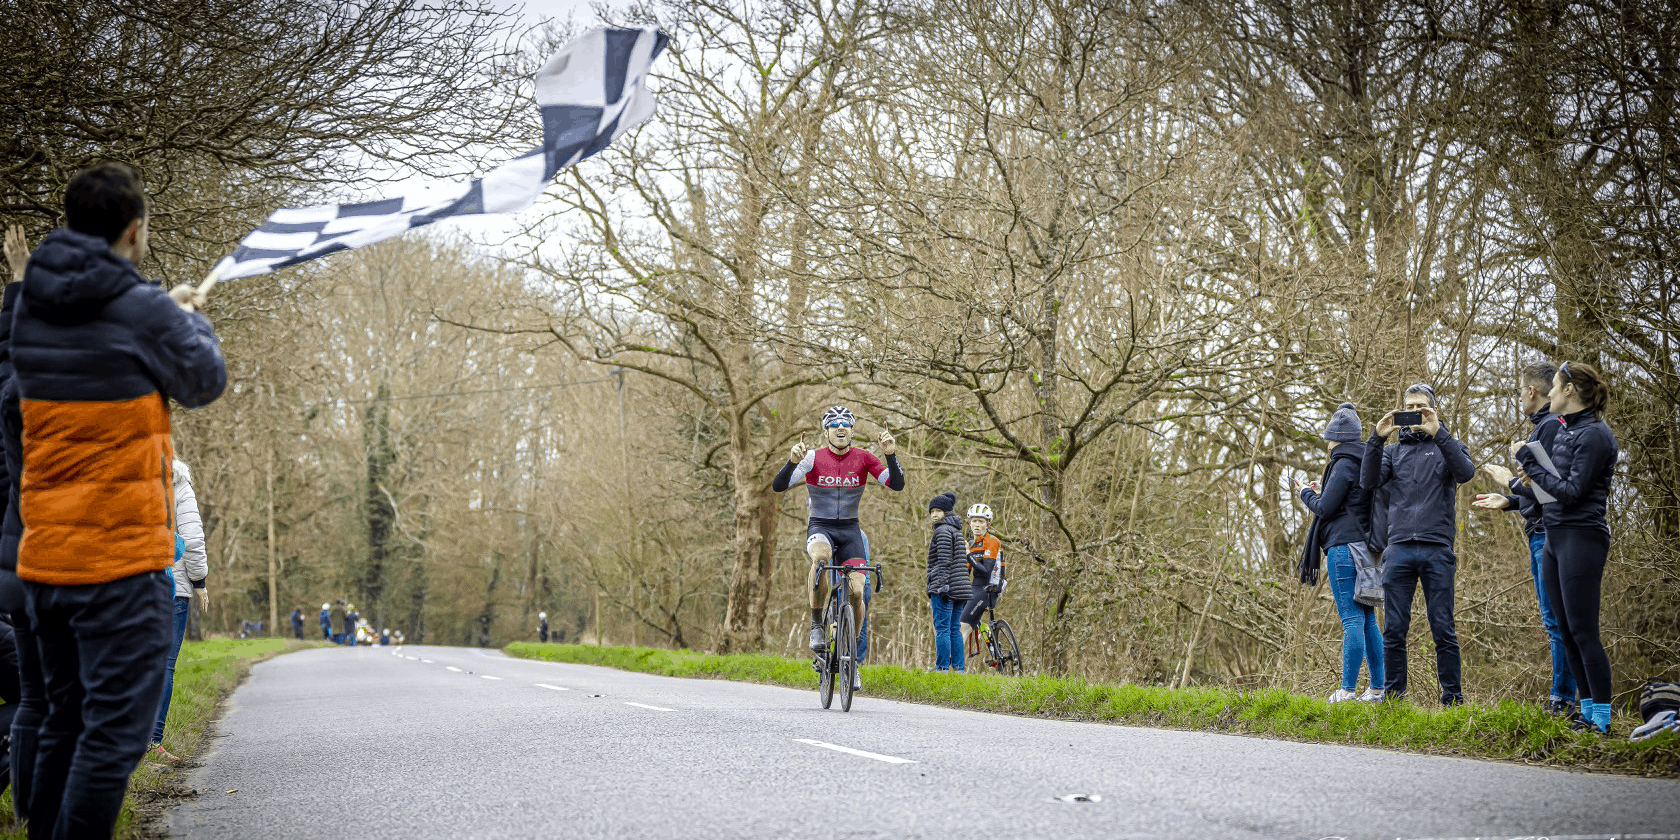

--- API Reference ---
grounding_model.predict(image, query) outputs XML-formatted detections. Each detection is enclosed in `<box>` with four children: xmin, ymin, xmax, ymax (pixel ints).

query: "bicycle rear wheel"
<box><xmin>993</xmin><ymin>618</ymin><xmax>1022</xmax><ymax>676</ymax></box>
<box><xmin>818</xmin><ymin>606</ymin><xmax>836</xmax><ymax>709</ymax></box>
<box><xmin>838</xmin><ymin>603</ymin><xmax>857</xmax><ymax>712</ymax></box>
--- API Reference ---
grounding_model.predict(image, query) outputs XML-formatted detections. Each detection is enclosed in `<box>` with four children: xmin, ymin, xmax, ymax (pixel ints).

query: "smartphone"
<box><xmin>1394</xmin><ymin>410</ymin><xmax>1423</xmax><ymax>427</ymax></box>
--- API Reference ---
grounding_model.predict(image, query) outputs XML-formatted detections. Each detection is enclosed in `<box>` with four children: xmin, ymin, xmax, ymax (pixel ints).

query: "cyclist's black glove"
<box><xmin>985</xmin><ymin>584</ymin><xmax>998</xmax><ymax>593</ymax></box>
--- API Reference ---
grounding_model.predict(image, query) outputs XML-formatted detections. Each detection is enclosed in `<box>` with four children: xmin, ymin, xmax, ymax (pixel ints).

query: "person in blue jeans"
<box><xmin>1298</xmin><ymin>403</ymin><xmax>1383</xmax><ymax>702</ymax></box>
<box><xmin>1471</xmin><ymin>360</ymin><xmax>1575</xmax><ymax>714</ymax></box>
<box><xmin>152</xmin><ymin>458</ymin><xmax>209</xmax><ymax>762</ymax></box>
<box><xmin>1487</xmin><ymin>361</ymin><xmax>1619</xmax><ymax>734</ymax></box>
<box><xmin>924</xmin><ymin>492</ymin><xmax>967</xmax><ymax>672</ymax></box>
<box><xmin>1362</xmin><ymin>382</ymin><xmax>1476</xmax><ymax>706</ymax></box>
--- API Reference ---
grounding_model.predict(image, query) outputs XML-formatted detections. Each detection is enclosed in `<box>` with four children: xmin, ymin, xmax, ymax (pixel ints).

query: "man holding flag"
<box><xmin>12</xmin><ymin>161</ymin><xmax>226</xmax><ymax>839</ymax></box>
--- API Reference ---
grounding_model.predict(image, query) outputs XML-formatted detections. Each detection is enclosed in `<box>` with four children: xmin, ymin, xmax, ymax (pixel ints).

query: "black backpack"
<box><xmin>1640</xmin><ymin>680</ymin><xmax>1680</xmax><ymax>722</ymax></box>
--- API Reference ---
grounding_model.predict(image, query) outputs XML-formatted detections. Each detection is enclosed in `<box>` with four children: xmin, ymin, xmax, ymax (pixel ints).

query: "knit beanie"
<box><xmin>928</xmin><ymin>491</ymin><xmax>956</xmax><ymax>513</ymax></box>
<box><xmin>1323</xmin><ymin>402</ymin><xmax>1362</xmax><ymax>442</ymax></box>
<box><xmin>1404</xmin><ymin>382</ymin><xmax>1437</xmax><ymax>407</ymax></box>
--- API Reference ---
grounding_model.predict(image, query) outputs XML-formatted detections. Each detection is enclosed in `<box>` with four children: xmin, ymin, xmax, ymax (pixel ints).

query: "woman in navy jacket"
<box><xmin>1488</xmin><ymin>361</ymin><xmax>1617</xmax><ymax>734</ymax></box>
<box><xmin>1299</xmin><ymin>403</ymin><xmax>1382</xmax><ymax>702</ymax></box>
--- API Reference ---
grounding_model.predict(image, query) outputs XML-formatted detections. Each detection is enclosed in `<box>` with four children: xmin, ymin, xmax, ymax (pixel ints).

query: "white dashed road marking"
<box><xmin>481</xmin><ymin>675</ymin><xmax>502</xmax><ymax>681</ymax></box>
<box><xmin>535</xmin><ymin>684</ymin><xmax>570</xmax><ymax>692</ymax></box>
<box><xmin>794</xmin><ymin>739</ymin><xmax>915</xmax><ymax>765</ymax></box>
<box><xmin>623</xmin><ymin>702</ymin><xmax>675</xmax><ymax>712</ymax></box>
<box><xmin>445</xmin><ymin>666</ymin><xmax>463</xmax><ymax>673</ymax></box>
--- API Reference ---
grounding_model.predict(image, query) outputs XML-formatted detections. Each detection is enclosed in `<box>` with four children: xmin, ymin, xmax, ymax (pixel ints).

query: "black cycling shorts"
<box><xmin>807</xmin><ymin>520</ymin><xmax>867</xmax><ymax>563</ymax></box>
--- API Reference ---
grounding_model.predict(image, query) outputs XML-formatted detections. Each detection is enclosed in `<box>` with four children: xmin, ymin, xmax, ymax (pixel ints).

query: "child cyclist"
<box><xmin>958</xmin><ymin>504</ymin><xmax>1004</xmax><ymax>656</ymax></box>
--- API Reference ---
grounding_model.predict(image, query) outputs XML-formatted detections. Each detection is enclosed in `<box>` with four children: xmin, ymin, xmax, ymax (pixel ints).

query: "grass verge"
<box><xmin>0</xmin><ymin>636</ymin><xmax>310</xmax><ymax>839</ymax></box>
<box><xmin>506</xmin><ymin>642</ymin><xmax>1680</xmax><ymax>777</ymax></box>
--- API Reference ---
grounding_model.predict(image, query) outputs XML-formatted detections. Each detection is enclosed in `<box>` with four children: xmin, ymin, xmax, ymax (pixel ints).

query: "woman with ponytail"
<box><xmin>1487</xmin><ymin>361</ymin><xmax>1618</xmax><ymax>734</ymax></box>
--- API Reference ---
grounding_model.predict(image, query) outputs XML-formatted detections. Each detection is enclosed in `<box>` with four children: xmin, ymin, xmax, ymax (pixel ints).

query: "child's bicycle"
<box><xmin>813</xmin><ymin>560</ymin><xmax>881</xmax><ymax>712</ymax></box>
<box><xmin>965</xmin><ymin>598</ymin><xmax>1022</xmax><ymax>675</ymax></box>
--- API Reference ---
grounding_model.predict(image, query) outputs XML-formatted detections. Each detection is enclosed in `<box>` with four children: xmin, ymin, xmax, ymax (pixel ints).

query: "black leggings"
<box><xmin>1542</xmin><ymin>526</ymin><xmax>1612</xmax><ymax>705</ymax></box>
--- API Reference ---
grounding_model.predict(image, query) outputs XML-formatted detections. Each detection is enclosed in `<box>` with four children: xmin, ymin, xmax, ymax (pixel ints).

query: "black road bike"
<box><xmin>814</xmin><ymin>561</ymin><xmax>882</xmax><ymax>711</ymax></box>
<box><xmin>965</xmin><ymin>597</ymin><xmax>1023</xmax><ymax>676</ymax></box>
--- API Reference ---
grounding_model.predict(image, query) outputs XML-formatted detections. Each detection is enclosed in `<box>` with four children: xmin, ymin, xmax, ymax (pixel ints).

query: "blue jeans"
<box><xmin>1327</xmin><ymin>544</ymin><xmax>1384</xmax><ymax>692</ymax></box>
<box><xmin>152</xmin><ymin>596</ymin><xmax>191</xmax><ymax>742</ymax></box>
<box><xmin>930</xmin><ymin>594</ymin><xmax>965</xmax><ymax>671</ymax></box>
<box><xmin>25</xmin><ymin>570</ymin><xmax>172</xmax><ymax>838</ymax></box>
<box><xmin>1382</xmin><ymin>541</ymin><xmax>1462</xmax><ymax>704</ymax></box>
<box><xmin>1529</xmin><ymin>532</ymin><xmax>1577</xmax><ymax>703</ymax></box>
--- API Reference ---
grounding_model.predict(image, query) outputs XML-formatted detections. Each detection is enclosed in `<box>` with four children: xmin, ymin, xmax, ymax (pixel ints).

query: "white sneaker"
<box><xmin>852</xmin><ymin>670</ymin><xmax>862</xmax><ymax>691</ymax></box>
<box><xmin>1357</xmin><ymin>688</ymin><xmax>1384</xmax><ymax>702</ymax></box>
<box><xmin>1328</xmin><ymin>689</ymin><xmax>1357</xmax><ymax>703</ymax></box>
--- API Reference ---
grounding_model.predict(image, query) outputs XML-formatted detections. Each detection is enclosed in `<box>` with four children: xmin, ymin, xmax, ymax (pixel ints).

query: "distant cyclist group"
<box><xmin>772</xmin><ymin>405</ymin><xmax>1020</xmax><ymax>709</ymax></box>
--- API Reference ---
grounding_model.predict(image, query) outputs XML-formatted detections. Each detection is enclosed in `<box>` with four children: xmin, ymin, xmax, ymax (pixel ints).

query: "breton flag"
<box><xmin>209</xmin><ymin>27</ymin><xmax>668</xmax><ymax>282</ymax></box>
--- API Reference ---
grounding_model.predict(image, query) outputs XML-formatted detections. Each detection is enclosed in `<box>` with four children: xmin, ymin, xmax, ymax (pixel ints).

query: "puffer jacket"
<box><xmin>12</xmin><ymin>228</ymin><xmax>226</xmax><ymax>585</ymax></box>
<box><xmin>170</xmin><ymin>459</ymin><xmax>208</xmax><ymax>598</ymax></box>
<box><xmin>926</xmin><ymin>514</ymin><xmax>968</xmax><ymax>600</ymax></box>
<box><xmin>1361</xmin><ymin>426</ymin><xmax>1475</xmax><ymax>548</ymax></box>
<box><xmin>1516</xmin><ymin>409</ymin><xmax>1617</xmax><ymax>534</ymax></box>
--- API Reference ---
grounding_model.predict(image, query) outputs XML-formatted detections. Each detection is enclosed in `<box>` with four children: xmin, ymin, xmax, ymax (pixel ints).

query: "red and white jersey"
<box><xmin>785</xmin><ymin>446</ymin><xmax>893</xmax><ymax>521</ymax></box>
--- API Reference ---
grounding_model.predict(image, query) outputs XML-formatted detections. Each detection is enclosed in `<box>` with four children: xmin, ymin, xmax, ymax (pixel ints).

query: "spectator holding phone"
<box><xmin>1471</xmin><ymin>360</ymin><xmax>1575</xmax><ymax>715</ymax></box>
<box><xmin>1484</xmin><ymin>362</ymin><xmax>1618</xmax><ymax>734</ymax></box>
<box><xmin>1361</xmin><ymin>382</ymin><xmax>1476</xmax><ymax>705</ymax></box>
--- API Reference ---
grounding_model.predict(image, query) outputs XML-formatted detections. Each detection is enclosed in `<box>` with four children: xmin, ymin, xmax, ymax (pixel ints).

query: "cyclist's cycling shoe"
<box><xmin>809</xmin><ymin>625</ymin><xmax>825</xmax><ymax>651</ymax></box>
<box><xmin>852</xmin><ymin>670</ymin><xmax>862</xmax><ymax>691</ymax></box>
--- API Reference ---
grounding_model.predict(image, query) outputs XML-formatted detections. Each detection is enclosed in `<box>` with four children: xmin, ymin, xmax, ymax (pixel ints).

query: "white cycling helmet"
<box><xmin>820</xmin><ymin>405</ymin><xmax>855</xmax><ymax>427</ymax></box>
<box><xmin>539</xmin><ymin>612</ymin><xmax>547</xmax><ymax>619</ymax></box>
<box><xmin>967</xmin><ymin>503</ymin><xmax>993</xmax><ymax>520</ymax></box>
<box><xmin>322</xmin><ymin>603</ymin><xmax>330</xmax><ymax>610</ymax></box>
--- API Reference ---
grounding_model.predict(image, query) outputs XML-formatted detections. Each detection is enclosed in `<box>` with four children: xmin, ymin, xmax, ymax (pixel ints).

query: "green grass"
<box><xmin>506</xmin><ymin>642</ymin><xmax>1680</xmax><ymax>777</ymax></box>
<box><xmin>0</xmin><ymin>636</ymin><xmax>310</xmax><ymax>839</ymax></box>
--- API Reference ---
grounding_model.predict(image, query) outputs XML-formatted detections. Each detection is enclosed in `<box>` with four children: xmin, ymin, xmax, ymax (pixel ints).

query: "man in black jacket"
<box><xmin>1362</xmin><ymin>383</ymin><xmax>1476</xmax><ymax>705</ymax></box>
<box><xmin>1471</xmin><ymin>361</ymin><xmax>1574</xmax><ymax>714</ymax></box>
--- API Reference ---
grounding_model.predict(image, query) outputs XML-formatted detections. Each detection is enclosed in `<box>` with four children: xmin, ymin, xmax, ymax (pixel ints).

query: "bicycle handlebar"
<box><xmin>819</xmin><ymin>562</ymin><xmax>884</xmax><ymax>593</ymax></box>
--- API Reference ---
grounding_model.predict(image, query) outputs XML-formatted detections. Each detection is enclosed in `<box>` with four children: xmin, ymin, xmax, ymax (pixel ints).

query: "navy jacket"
<box><xmin>1304</xmin><ymin>442</ymin><xmax>1371</xmax><ymax>548</ymax></box>
<box><xmin>927</xmin><ymin>514</ymin><xmax>969</xmax><ymax>600</ymax></box>
<box><xmin>1505</xmin><ymin>405</ymin><xmax>1560</xmax><ymax>537</ymax></box>
<box><xmin>13</xmin><ymin>228</ymin><xmax>225</xmax><ymax>585</ymax></box>
<box><xmin>1361</xmin><ymin>426</ymin><xmax>1476</xmax><ymax>548</ymax></box>
<box><xmin>1298</xmin><ymin>442</ymin><xmax>1370</xmax><ymax>584</ymax></box>
<box><xmin>0</xmin><ymin>282</ymin><xmax>19</xmax><ymax>575</ymax></box>
<box><xmin>1516</xmin><ymin>409</ymin><xmax>1616</xmax><ymax>534</ymax></box>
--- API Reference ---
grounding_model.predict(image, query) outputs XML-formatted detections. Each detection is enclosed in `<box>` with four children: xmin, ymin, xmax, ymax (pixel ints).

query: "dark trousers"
<box><xmin>25</xmin><ymin>570</ymin><xmax>171</xmax><ymax>840</ymax></box>
<box><xmin>1381</xmin><ymin>541</ymin><xmax>1463</xmax><ymax>704</ymax></box>
<box><xmin>1542</xmin><ymin>526</ymin><xmax>1613</xmax><ymax>705</ymax></box>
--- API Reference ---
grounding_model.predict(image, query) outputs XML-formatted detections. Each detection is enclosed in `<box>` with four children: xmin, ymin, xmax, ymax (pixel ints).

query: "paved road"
<box><xmin>169</xmin><ymin>645</ymin><xmax>1680</xmax><ymax>839</ymax></box>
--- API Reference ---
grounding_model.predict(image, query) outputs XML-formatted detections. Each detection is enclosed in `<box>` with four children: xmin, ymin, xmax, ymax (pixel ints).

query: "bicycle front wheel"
<box><xmin>993</xmin><ymin>618</ymin><xmax>1022</xmax><ymax>676</ymax></box>
<box><xmin>838</xmin><ymin>603</ymin><xmax>857</xmax><ymax>712</ymax></box>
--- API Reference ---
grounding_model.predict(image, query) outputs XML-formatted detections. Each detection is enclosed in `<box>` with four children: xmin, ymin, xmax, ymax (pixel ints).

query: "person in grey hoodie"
<box><xmin>924</xmin><ymin>492</ymin><xmax>967</xmax><ymax>672</ymax></box>
<box><xmin>1299</xmin><ymin>403</ymin><xmax>1383</xmax><ymax>702</ymax></box>
<box><xmin>150</xmin><ymin>457</ymin><xmax>208</xmax><ymax>760</ymax></box>
<box><xmin>1361</xmin><ymin>382</ymin><xmax>1476</xmax><ymax>705</ymax></box>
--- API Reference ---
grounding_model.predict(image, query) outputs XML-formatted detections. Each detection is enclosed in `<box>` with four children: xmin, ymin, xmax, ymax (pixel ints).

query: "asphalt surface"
<box><xmin>169</xmin><ymin>645</ymin><xmax>1680</xmax><ymax>839</ymax></box>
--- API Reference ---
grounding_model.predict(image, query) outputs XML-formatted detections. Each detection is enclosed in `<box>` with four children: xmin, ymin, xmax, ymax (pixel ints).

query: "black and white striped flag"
<box><xmin>209</xmin><ymin>27</ymin><xmax>667</xmax><ymax>282</ymax></box>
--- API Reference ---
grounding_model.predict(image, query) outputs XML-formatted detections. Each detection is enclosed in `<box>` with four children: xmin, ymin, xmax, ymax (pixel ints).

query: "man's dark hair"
<box><xmin>1521</xmin><ymin>360</ymin><xmax>1558</xmax><ymax>389</ymax></box>
<box><xmin>63</xmin><ymin>162</ymin><xmax>147</xmax><ymax>243</ymax></box>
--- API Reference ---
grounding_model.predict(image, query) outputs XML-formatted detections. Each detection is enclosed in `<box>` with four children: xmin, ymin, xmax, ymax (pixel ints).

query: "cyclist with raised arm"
<box><xmin>772</xmin><ymin>406</ymin><xmax>904</xmax><ymax>690</ymax></box>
